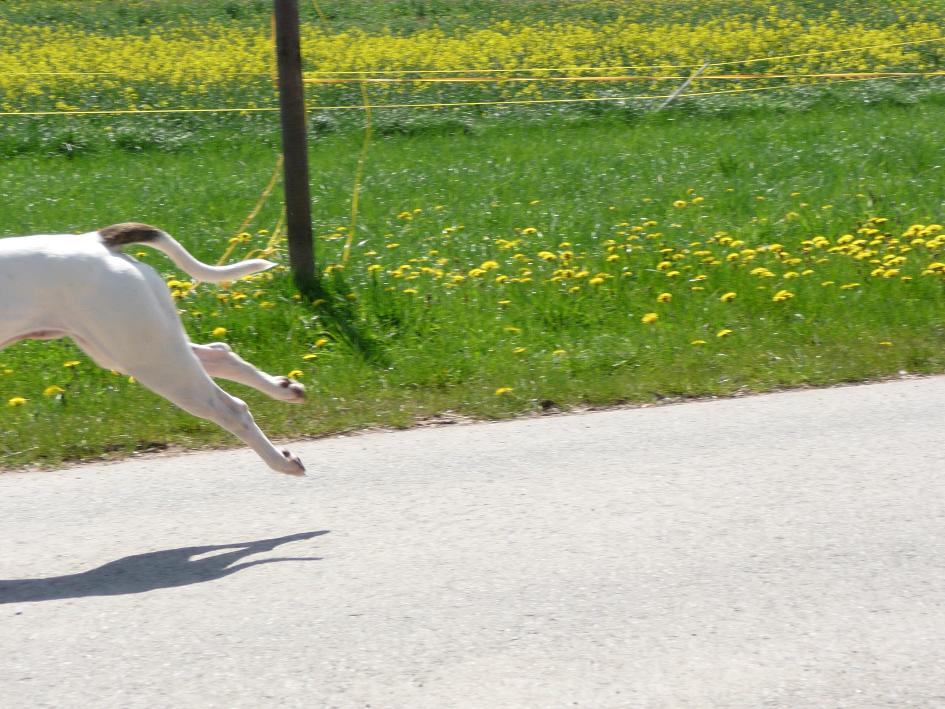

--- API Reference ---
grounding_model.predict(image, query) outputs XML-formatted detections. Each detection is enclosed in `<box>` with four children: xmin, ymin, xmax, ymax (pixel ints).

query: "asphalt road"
<box><xmin>2</xmin><ymin>377</ymin><xmax>945</xmax><ymax>708</ymax></box>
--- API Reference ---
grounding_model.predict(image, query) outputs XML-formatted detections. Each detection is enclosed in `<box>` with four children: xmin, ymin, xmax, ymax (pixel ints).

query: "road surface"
<box><xmin>2</xmin><ymin>377</ymin><xmax>945</xmax><ymax>707</ymax></box>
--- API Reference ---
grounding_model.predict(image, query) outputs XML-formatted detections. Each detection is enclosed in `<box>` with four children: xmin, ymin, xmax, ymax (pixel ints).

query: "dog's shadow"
<box><xmin>0</xmin><ymin>530</ymin><xmax>327</xmax><ymax>604</ymax></box>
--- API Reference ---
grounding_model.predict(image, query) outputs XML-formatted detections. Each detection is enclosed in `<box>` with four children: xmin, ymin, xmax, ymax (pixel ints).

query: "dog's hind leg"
<box><xmin>124</xmin><ymin>351</ymin><xmax>305</xmax><ymax>476</ymax></box>
<box><xmin>70</xmin><ymin>329</ymin><xmax>304</xmax><ymax>475</ymax></box>
<box><xmin>191</xmin><ymin>342</ymin><xmax>306</xmax><ymax>404</ymax></box>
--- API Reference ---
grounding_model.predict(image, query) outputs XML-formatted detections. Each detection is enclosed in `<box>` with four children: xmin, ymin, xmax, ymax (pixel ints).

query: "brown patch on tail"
<box><xmin>99</xmin><ymin>222</ymin><xmax>163</xmax><ymax>248</ymax></box>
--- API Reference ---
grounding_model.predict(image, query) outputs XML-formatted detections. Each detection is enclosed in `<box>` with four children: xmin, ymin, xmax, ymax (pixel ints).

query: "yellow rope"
<box><xmin>217</xmin><ymin>154</ymin><xmax>284</xmax><ymax>265</ymax></box>
<box><xmin>311</xmin><ymin>0</ymin><xmax>372</xmax><ymax>265</ymax></box>
<box><xmin>243</xmin><ymin>210</ymin><xmax>286</xmax><ymax>260</ymax></box>
<box><xmin>304</xmin><ymin>70</ymin><xmax>945</xmax><ymax>84</ymax></box>
<box><xmin>301</xmin><ymin>73</ymin><xmax>935</xmax><ymax>111</ymax></box>
<box><xmin>343</xmin><ymin>80</ymin><xmax>373</xmax><ymax>264</ymax></box>
<box><xmin>0</xmin><ymin>106</ymin><xmax>280</xmax><ymax>117</ymax></box>
<box><xmin>1</xmin><ymin>69</ymin><xmax>939</xmax><ymax>118</ymax></box>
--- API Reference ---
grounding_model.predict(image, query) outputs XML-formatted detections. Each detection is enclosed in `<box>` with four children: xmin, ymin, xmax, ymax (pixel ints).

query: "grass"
<box><xmin>4</xmin><ymin>90</ymin><xmax>945</xmax><ymax>469</ymax></box>
<box><xmin>3</xmin><ymin>0</ymin><xmax>945</xmax><ymax>469</ymax></box>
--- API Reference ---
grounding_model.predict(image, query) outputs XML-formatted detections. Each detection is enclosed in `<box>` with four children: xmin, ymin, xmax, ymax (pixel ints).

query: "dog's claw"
<box><xmin>275</xmin><ymin>377</ymin><xmax>307</xmax><ymax>403</ymax></box>
<box><xmin>278</xmin><ymin>450</ymin><xmax>306</xmax><ymax>476</ymax></box>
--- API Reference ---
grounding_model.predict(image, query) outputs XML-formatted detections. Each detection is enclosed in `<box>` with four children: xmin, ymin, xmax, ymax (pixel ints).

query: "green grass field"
<box><xmin>3</xmin><ymin>1</ymin><xmax>945</xmax><ymax>469</ymax></box>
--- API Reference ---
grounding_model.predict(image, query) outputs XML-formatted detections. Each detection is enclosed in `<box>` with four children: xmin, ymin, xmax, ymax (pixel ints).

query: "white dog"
<box><xmin>0</xmin><ymin>223</ymin><xmax>306</xmax><ymax>475</ymax></box>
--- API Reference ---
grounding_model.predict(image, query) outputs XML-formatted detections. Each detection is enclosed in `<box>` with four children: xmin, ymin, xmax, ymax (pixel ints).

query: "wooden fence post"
<box><xmin>273</xmin><ymin>0</ymin><xmax>316</xmax><ymax>296</ymax></box>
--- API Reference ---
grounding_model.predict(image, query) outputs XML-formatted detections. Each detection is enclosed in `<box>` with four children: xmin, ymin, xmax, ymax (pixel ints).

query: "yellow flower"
<box><xmin>691</xmin><ymin>339</ymin><xmax>707</xmax><ymax>346</ymax></box>
<box><xmin>552</xmin><ymin>349</ymin><xmax>567</xmax><ymax>356</ymax></box>
<box><xmin>63</xmin><ymin>360</ymin><xmax>81</xmax><ymax>368</ymax></box>
<box><xmin>7</xmin><ymin>396</ymin><xmax>27</xmax><ymax>407</ymax></box>
<box><xmin>641</xmin><ymin>312</ymin><xmax>659</xmax><ymax>324</ymax></box>
<box><xmin>879</xmin><ymin>341</ymin><xmax>893</xmax><ymax>347</ymax></box>
<box><xmin>211</xmin><ymin>327</ymin><xmax>227</xmax><ymax>337</ymax></box>
<box><xmin>512</xmin><ymin>347</ymin><xmax>527</xmax><ymax>354</ymax></box>
<box><xmin>772</xmin><ymin>290</ymin><xmax>794</xmax><ymax>302</ymax></box>
<box><xmin>43</xmin><ymin>385</ymin><xmax>65</xmax><ymax>397</ymax></box>
<box><xmin>495</xmin><ymin>387</ymin><xmax>513</xmax><ymax>396</ymax></box>
<box><xmin>716</xmin><ymin>329</ymin><xmax>733</xmax><ymax>338</ymax></box>
<box><xmin>657</xmin><ymin>292</ymin><xmax>672</xmax><ymax>303</ymax></box>
<box><xmin>287</xmin><ymin>369</ymin><xmax>303</xmax><ymax>378</ymax></box>
<box><xmin>673</xmin><ymin>200</ymin><xmax>687</xmax><ymax>208</ymax></box>
<box><xmin>302</xmin><ymin>353</ymin><xmax>318</xmax><ymax>361</ymax></box>
<box><xmin>719</xmin><ymin>292</ymin><xmax>737</xmax><ymax>303</ymax></box>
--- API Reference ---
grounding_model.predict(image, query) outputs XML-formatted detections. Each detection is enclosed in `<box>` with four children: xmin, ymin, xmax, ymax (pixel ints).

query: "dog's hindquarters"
<box><xmin>67</xmin><ymin>257</ymin><xmax>304</xmax><ymax>475</ymax></box>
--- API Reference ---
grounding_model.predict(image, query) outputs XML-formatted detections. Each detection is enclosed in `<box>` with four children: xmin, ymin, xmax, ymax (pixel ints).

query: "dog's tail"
<box><xmin>98</xmin><ymin>222</ymin><xmax>276</xmax><ymax>283</ymax></box>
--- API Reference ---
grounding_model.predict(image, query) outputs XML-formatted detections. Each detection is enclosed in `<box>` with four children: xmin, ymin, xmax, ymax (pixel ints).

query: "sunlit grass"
<box><xmin>4</xmin><ymin>96</ymin><xmax>945</xmax><ymax>468</ymax></box>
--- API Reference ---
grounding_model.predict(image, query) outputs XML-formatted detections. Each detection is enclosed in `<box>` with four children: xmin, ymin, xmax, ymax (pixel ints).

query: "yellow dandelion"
<box><xmin>211</xmin><ymin>327</ymin><xmax>227</xmax><ymax>337</ymax></box>
<box><xmin>7</xmin><ymin>396</ymin><xmax>27</xmax><ymax>407</ymax></box>
<box><xmin>63</xmin><ymin>360</ymin><xmax>81</xmax><ymax>368</ymax></box>
<box><xmin>657</xmin><ymin>292</ymin><xmax>672</xmax><ymax>303</ymax></box>
<box><xmin>43</xmin><ymin>385</ymin><xmax>65</xmax><ymax>397</ymax></box>
<box><xmin>495</xmin><ymin>387</ymin><xmax>513</xmax><ymax>396</ymax></box>
<box><xmin>641</xmin><ymin>312</ymin><xmax>659</xmax><ymax>324</ymax></box>
<box><xmin>717</xmin><ymin>329</ymin><xmax>733</xmax><ymax>338</ymax></box>
<box><xmin>719</xmin><ymin>292</ymin><xmax>737</xmax><ymax>303</ymax></box>
<box><xmin>287</xmin><ymin>369</ymin><xmax>303</xmax><ymax>379</ymax></box>
<box><xmin>772</xmin><ymin>290</ymin><xmax>795</xmax><ymax>302</ymax></box>
<box><xmin>691</xmin><ymin>339</ymin><xmax>707</xmax><ymax>346</ymax></box>
<box><xmin>673</xmin><ymin>200</ymin><xmax>687</xmax><ymax>208</ymax></box>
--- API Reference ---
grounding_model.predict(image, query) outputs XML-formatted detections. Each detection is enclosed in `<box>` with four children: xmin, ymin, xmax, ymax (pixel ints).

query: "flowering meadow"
<box><xmin>2</xmin><ymin>0</ymin><xmax>945</xmax><ymax>467</ymax></box>
<box><xmin>1</xmin><ymin>0</ymin><xmax>943</xmax><ymax>116</ymax></box>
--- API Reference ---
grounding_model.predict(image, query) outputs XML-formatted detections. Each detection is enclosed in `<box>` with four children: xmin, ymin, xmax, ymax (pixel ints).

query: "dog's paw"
<box><xmin>274</xmin><ymin>377</ymin><xmax>307</xmax><ymax>403</ymax></box>
<box><xmin>276</xmin><ymin>449</ymin><xmax>306</xmax><ymax>476</ymax></box>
